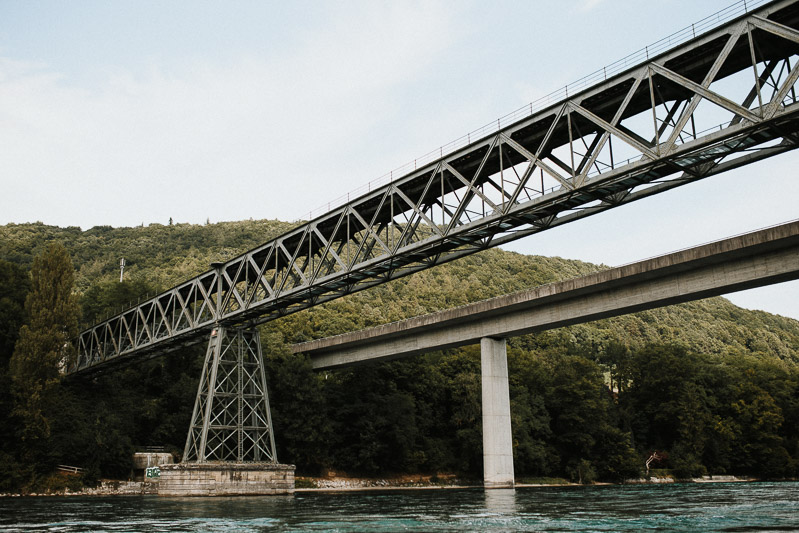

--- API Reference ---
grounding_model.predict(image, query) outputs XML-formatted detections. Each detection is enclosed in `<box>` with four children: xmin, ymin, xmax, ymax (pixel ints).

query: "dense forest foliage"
<box><xmin>0</xmin><ymin>219</ymin><xmax>797</xmax><ymax>491</ymax></box>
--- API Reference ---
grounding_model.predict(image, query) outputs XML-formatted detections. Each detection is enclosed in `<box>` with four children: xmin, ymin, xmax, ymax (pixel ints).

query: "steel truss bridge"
<box><xmin>73</xmin><ymin>0</ymin><xmax>799</xmax><ymax>375</ymax></box>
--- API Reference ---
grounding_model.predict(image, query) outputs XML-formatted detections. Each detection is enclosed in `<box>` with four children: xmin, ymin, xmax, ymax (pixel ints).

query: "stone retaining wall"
<box><xmin>158</xmin><ymin>463</ymin><xmax>295</xmax><ymax>496</ymax></box>
<box><xmin>132</xmin><ymin>453</ymin><xmax>174</xmax><ymax>469</ymax></box>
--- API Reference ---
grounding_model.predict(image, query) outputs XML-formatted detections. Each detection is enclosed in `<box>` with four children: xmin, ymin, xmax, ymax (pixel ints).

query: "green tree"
<box><xmin>9</xmin><ymin>243</ymin><xmax>81</xmax><ymax>449</ymax></box>
<box><xmin>0</xmin><ymin>260</ymin><xmax>30</xmax><ymax>361</ymax></box>
<box><xmin>0</xmin><ymin>260</ymin><xmax>31</xmax><ymax>490</ymax></box>
<box><xmin>508</xmin><ymin>349</ymin><xmax>557</xmax><ymax>477</ymax></box>
<box><xmin>545</xmin><ymin>355</ymin><xmax>606</xmax><ymax>468</ymax></box>
<box><xmin>627</xmin><ymin>345</ymin><xmax>710</xmax><ymax>452</ymax></box>
<box><xmin>325</xmin><ymin>362</ymin><xmax>420</xmax><ymax>475</ymax></box>
<box><xmin>726</xmin><ymin>377</ymin><xmax>790</xmax><ymax>478</ymax></box>
<box><xmin>262</xmin><ymin>329</ymin><xmax>332</xmax><ymax>474</ymax></box>
<box><xmin>545</xmin><ymin>353</ymin><xmax>640</xmax><ymax>482</ymax></box>
<box><xmin>80</xmin><ymin>276</ymin><xmax>159</xmax><ymax>326</ymax></box>
<box><xmin>437</xmin><ymin>347</ymin><xmax>483</xmax><ymax>475</ymax></box>
<box><xmin>600</xmin><ymin>340</ymin><xmax>633</xmax><ymax>394</ymax></box>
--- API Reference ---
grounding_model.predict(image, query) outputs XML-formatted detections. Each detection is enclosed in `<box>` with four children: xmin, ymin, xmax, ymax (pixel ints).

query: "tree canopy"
<box><xmin>0</xmin><ymin>219</ymin><xmax>797</xmax><ymax>491</ymax></box>
<box><xmin>9</xmin><ymin>243</ymin><xmax>81</xmax><ymax>441</ymax></box>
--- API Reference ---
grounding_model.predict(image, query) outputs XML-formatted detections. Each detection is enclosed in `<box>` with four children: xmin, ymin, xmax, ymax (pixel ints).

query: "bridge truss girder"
<box><xmin>74</xmin><ymin>0</ymin><xmax>799</xmax><ymax>374</ymax></box>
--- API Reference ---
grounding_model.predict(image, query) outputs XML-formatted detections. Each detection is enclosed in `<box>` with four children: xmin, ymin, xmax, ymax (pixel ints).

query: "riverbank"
<box><xmin>0</xmin><ymin>473</ymin><xmax>762</xmax><ymax>497</ymax></box>
<box><xmin>0</xmin><ymin>480</ymin><xmax>159</xmax><ymax>498</ymax></box>
<box><xmin>294</xmin><ymin>474</ymin><xmax>755</xmax><ymax>492</ymax></box>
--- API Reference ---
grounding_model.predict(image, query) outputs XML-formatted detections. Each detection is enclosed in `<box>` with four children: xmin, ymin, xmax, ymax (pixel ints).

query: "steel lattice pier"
<box><xmin>183</xmin><ymin>327</ymin><xmax>277</xmax><ymax>464</ymax></box>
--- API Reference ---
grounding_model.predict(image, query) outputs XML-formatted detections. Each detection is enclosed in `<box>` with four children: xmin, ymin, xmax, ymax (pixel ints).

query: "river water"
<box><xmin>0</xmin><ymin>482</ymin><xmax>797</xmax><ymax>532</ymax></box>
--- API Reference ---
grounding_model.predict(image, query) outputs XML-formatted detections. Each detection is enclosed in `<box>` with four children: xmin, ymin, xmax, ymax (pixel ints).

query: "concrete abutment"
<box><xmin>158</xmin><ymin>463</ymin><xmax>295</xmax><ymax>496</ymax></box>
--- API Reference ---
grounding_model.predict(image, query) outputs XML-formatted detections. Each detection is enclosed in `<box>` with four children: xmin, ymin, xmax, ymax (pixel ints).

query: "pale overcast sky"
<box><xmin>1</xmin><ymin>0</ymin><xmax>798</xmax><ymax>319</ymax></box>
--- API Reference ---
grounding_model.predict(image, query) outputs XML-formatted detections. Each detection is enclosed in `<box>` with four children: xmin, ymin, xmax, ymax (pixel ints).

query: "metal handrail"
<box><xmin>56</xmin><ymin>465</ymin><xmax>85</xmax><ymax>474</ymax></box>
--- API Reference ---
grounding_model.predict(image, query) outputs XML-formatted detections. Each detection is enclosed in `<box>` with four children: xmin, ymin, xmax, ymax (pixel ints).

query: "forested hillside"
<box><xmin>0</xmin><ymin>219</ymin><xmax>797</xmax><ymax>491</ymax></box>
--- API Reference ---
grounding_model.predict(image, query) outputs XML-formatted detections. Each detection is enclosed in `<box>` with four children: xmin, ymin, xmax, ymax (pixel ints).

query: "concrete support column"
<box><xmin>481</xmin><ymin>337</ymin><xmax>514</xmax><ymax>488</ymax></box>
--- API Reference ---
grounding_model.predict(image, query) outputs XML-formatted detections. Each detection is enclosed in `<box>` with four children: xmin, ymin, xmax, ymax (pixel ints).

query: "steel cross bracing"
<box><xmin>72</xmin><ymin>0</ymin><xmax>799</xmax><ymax>375</ymax></box>
<box><xmin>183</xmin><ymin>327</ymin><xmax>277</xmax><ymax>463</ymax></box>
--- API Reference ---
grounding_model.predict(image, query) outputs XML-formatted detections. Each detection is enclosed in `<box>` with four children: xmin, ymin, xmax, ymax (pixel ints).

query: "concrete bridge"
<box><xmin>292</xmin><ymin>220</ymin><xmax>799</xmax><ymax>487</ymax></box>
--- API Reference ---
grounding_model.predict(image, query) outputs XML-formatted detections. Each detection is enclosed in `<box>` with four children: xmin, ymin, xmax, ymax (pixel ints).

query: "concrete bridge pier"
<box><xmin>481</xmin><ymin>337</ymin><xmax>514</xmax><ymax>488</ymax></box>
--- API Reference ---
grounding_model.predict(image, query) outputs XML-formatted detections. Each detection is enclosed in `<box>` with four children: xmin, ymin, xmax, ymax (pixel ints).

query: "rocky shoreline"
<box><xmin>296</xmin><ymin>474</ymin><xmax>754</xmax><ymax>492</ymax></box>
<box><xmin>0</xmin><ymin>480</ymin><xmax>159</xmax><ymax>498</ymax></box>
<box><xmin>0</xmin><ymin>474</ymin><xmax>761</xmax><ymax>497</ymax></box>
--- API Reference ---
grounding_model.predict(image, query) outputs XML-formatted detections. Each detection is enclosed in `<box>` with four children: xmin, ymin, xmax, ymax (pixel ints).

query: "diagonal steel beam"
<box><xmin>571</xmin><ymin>102</ymin><xmax>658</xmax><ymax>160</ymax></box>
<box><xmin>500</xmin><ymin>133</ymin><xmax>574</xmax><ymax>190</ymax></box>
<box><xmin>658</xmin><ymin>25</ymin><xmax>747</xmax><ymax>154</ymax></box>
<box><xmin>70</xmin><ymin>0</ymin><xmax>799</xmax><ymax>375</ymax></box>
<box><xmin>750</xmin><ymin>14</ymin><xmax>799</xmax><ymax>45</ymax></box>
<box><xmin>651</xmin><ymin>63</ymin><xmax>761</xmax><ymax>124</ymax></box>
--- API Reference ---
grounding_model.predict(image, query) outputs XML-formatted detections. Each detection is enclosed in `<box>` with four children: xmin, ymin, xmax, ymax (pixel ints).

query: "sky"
<box><xmin>1</xmin><ymin>0</ymin><xmax>798</xmax><ymax>319</ymax></box>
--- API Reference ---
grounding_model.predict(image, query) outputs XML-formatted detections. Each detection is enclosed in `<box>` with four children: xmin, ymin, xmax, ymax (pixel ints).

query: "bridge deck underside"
<box><xmin>293</xmin><ymin>221</ymin><xmax>799</xmax><ymax>369</ymax></box>
<box><xmin>74</xmin><ymin>0</ymin><xmax>799</xmax><ymax>375</ymax></box>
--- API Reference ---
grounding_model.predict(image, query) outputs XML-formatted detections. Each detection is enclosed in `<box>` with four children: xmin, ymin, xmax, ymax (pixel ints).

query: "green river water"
<box><xmin>0</xmin><ymin>481</ymin><xmax>796</xmax><ymax>532</ymax></box>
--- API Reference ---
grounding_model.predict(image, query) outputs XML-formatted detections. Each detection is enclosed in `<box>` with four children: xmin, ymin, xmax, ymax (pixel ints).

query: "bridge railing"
<box><xmin>56</xmin><ymin>465</ymin><xmax>85</xmax><ymax>475</ymax></box>
<box><xmin>301</xmin><ymin>0</ymin><xmax>771</xmax><ymax>222</ymax></box>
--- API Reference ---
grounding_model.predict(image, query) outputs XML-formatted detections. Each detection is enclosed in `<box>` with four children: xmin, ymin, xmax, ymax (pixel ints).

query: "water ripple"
<box><xmin>0</xmin><ymin>482</ymin><xmax>797</xmax><ymax>532</ymax></box>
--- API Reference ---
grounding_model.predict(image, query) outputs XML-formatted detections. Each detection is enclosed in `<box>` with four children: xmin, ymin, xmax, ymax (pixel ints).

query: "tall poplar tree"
<box><xmin>0</xmin><ymin>260</ymin><xmax>31</xmax><ymax>486</ymax></box>
<box><xmin>9</xmin><ymin>243</ymin><xmax>81</xmax><ymax>444</ymax></box>
<box><xmin>0</xmin><ymin>260</ymin><xmax>30</xmax><ymax>362</ymax></box>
